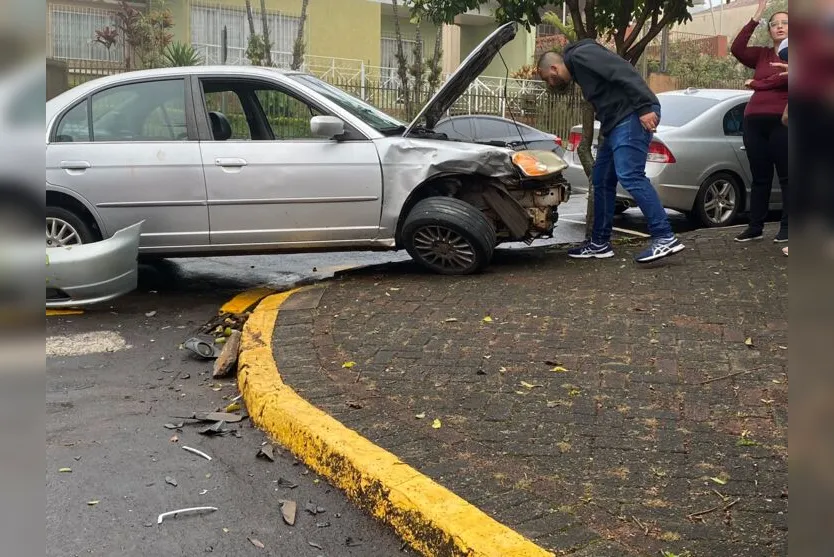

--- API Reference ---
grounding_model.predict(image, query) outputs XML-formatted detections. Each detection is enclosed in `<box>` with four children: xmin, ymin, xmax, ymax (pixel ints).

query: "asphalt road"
<box><xmin>44</xmin><ymin>193</ymin><xmax>711</xmax><ymax>557</ymax></box>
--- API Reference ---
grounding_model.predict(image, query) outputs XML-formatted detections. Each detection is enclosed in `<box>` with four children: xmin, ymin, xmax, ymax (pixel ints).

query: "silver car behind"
<box><xmin>562</xmin><ymin>89</ymin><xmax>783</xmax><ymax>227</ymax></box>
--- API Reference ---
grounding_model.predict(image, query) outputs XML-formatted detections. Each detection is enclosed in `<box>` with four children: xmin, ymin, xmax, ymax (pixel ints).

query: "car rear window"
<box><xmin>658</xmin><ymin>95</ymin><xmax>720</xmax><ymax>127</ymax></box>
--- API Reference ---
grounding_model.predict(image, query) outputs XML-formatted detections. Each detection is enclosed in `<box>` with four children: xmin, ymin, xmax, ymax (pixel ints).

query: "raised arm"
<box><xmin>732</xmin><ymin>0</ymin><xmax>768</xmax><ymax>68</ymax></box>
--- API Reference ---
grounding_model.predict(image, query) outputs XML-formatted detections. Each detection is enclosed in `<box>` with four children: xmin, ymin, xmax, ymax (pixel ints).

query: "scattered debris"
<box><xmin>482</xmin><ymin>316</ymin><xmax>493</xmax><ymax>323</ymax></box>
<box><xmin>199</xmin><ymin>489</ymin><xmax>209</xmax><ymax>495</ymax></box>
<box><xmin>443</xmin><ymin>318</ymin><xmax>458</xmax><ymax>323</ymax></box>
<box><xmin>698</xmin><ymin>370</ymin><xmax>751</xmax><ymax>385</ymax></box>
<box><xmin>346</xmin><ymin>537</ymin><xmax>363</xmax><ymax>547</ymax></box>
<box><xmin>224</xmin><ymin>402</ymin><xmax>241</xmax><ymax>413</ymax></box>
<box><xmin>157</xmin><ymin>506</ymin><xmax>217</xmax><ymax>524</ymax></box>
<box><xmin>346</xmin><ymin>401</ymin><xmax>363</xmax><ymax>409</ymax></box>
<box><xmin>305</xmin><ymin>502</ymin><xmax>325</xmax><ymax>515</ymax></box>
<box><xmin>169</xmin><ymin>435</ymin><xmax>179</xmax><ymax>443</ymax></box>
<box><xmin>744</xmin><ymin>337</ymin><xmax>754</xmax><ymax>348</ymax></box>
<box><xmin>257</xmin><ymin>445</ymin><xmax>275</xmax><ymax>462</ymax></box>
<box><xmin>415</xmin><ymin>412</ymin><xmax>426</xmax><ymax>419</ymax></box>
<box><xmin>212</xmin><ymin>330</ymin><xmax>241</xmax><ymax>378</ymax></box>
<box><xmin>183</xmin><ymin>446</ymin><xmax>212</xmax><ymax>461</ymax></box>
<box><xmin>342</xmin><ymin>361</ymin><xmax>356</xmax><ymax>369</ymax></box>
<box><xmin>551</xmin><ymin>366</ymin><xmax>568</xmax><ymax>373</ymax></box>
<box><xmin>198</xmin><ymin>421</ymin><xmax>230</xmax><ymax>436</ymax></box>
<box><xmin>181</xmin><ymin>373</ymin><xmax>191</xmax><ymax>380</ymax></box>
<box><xmin>173</xmin><ymin>412</ymin><xmax>244</xmax><ymax>424</ymax></box>
<box><xmin>145</xmin><ymin>311</ymin><xmax>157</xmax><ymax>317</ymax></box>
<box><xmin>432</xmin><ymin>419</ymin><xmax>442</xmax><ymax>429</ymax></box>
<box><xmin>87</xmin><ymin>500</ymin><xmax>99</xmax><ymax>506</ymax></box>
<box><xmin>248</xmin><ymin>538</ymin><xmax>265</xmax><ymax>549</ymax></box>
<box><xmin>164</xmin><ymin>422</ymin><xmax>184</xmax><ymax>430</ymax></box>
<box><xmin>183</xmin><ymin>337</ymin><xmax>221</xmax><ymax>359</ymax></box>
<box><xmin>277</xmin><ymin>477</ymin><xmax>298</xmax><ymax>489</ymax></box>
<box><xmin>709</xmin><ymin>477</ymin><xmax>727</xmax><ymax>486</ymax></box>
<box><xmin>316</xmin><ymin>521</ymin><xmax>331</xmax><ymax>528</ymax></box>
<box><xmin>520</xmin><ymin>381</ymin><xmax>543</xmax><ymax>389</ymax></box>
<box><xmin>165</xmin><ymin>476</ymin><xmax>178</xmax><ymax>487</ymax></box>
<box><xmin>280</xmin><ymin>500</ymin><xmax>297</xmax><ymax>525</ymax></box>
<box><xmin>59</xmin><ymin>467</ymin><xmax>72</xmax><ymax>473</ymax></box>
<box><xmin>308</xmin><ymin>541</ymin><xmax>323</xmax><ymax>550</ymax></box>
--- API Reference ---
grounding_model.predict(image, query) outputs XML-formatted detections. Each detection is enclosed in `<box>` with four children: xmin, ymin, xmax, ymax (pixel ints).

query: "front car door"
<box><xmin>46</xmin><ymin>76</ymin><xmax>209</xmax><ymax>250</ymax></box>
<box><xmin>192</xmin><ymin>75</ymin><xmax>383</xmax><ymax>248</ymax></box>
<box><xmin>723</xmin><ymin>101</ymin><xmax>782</xmax><ymax>210</ymax></box>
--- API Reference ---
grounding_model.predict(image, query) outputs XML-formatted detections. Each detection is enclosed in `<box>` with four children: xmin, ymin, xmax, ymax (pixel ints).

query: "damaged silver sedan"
<box><xmin>45</xmin><ymin>23</ymin><xmax>570</xmax><ymax>275</ymax></box>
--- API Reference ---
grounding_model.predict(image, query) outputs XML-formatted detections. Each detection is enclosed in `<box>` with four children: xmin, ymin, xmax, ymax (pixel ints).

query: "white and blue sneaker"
<box><xmin>634</xmin><ymin>236</ymin><xmax>685</xmax><ymax>263</ymax></box>
<box><xmin>568</xmin><ymin>241</ymin><xmax>615</xmax><ymax>259</ymax></box>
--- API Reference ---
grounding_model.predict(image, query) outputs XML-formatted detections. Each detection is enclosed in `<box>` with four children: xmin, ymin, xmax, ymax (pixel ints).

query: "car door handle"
<box><xmin>60</xmin><ymin>161</ymin><xmax>91</xmax><ymax>170</ymax></box>
<box><xmin>215</xmin><ymin>158</ymin><xmax>247</xmax><ymax>168</ymax></box>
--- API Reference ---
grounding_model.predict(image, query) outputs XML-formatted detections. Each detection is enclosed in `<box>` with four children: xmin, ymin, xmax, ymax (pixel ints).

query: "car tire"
<box><xmin>46</xmin><ymin>206</ymin><xmax>97</xmax><ymax>247</ymax></box>
<box><xmin>693</xmin><ymin>172</ymin><xmax>742</xmax><ymax>228</ymax></box>
<box><xmin>402</xmin><ymin>197</ymin><xmax>496</xmax><ymax>275</ymax></box>
<box><xmin>614</xmin><ymin>201</ymin><xmax>629</xmax><ymax>215</ymax></box>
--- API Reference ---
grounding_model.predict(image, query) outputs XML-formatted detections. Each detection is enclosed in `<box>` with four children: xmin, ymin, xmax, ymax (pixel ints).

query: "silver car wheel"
<box><xmin>46</xmin><ymin>217</ymin><xmax>83</xmax><ymax>247</ymax></box>
<box><xmin>702</xmin><ymin>179</ymin><xmax>737</xmax><ymax>225</ymax></box>
<box><xmin>412</xmin><ymin>225</ymin><xmax>476</xmax><ymax>271</ymax></box>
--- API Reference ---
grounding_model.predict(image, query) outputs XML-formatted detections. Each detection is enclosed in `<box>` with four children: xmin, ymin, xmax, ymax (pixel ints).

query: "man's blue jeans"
<box><xmin>591</xmin><ymin>109</ymin><xmax>673</xmax><ymax>244</ymax></box>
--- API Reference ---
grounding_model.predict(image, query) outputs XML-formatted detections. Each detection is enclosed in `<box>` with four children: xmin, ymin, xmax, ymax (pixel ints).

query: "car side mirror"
<box><xmin>310</xmin><ymin>115</ymin><xmax>345</xmax><ymax>139</ymax></box>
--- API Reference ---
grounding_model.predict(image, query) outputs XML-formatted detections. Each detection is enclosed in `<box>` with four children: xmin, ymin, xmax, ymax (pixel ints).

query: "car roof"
<box><xmin>657</xmin><ymin>88</ymin><xmax>751</xmax><ymax>101</ymax></box>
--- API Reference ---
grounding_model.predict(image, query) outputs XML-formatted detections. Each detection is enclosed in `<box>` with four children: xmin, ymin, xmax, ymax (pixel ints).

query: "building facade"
<box><xmin>46</xmin><ymin>0</ymin><xmax>536</xmax><ymax>78</ymax></box>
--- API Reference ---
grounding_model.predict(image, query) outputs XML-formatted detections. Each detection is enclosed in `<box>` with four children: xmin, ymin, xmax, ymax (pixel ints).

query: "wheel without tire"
<box><xmin>693</xmin><ymin>172</ymin><xmax>742</xmax><ymax>227</ymax></box>
<box><xmin>402</xmin><ymin>197</ymin><xmax>496</xmax><ymax>275</ymax></box>
<box><xmin>46</xmin><ymin>206</ymin><xmax>97</xmax><ymax>247</ymax></box>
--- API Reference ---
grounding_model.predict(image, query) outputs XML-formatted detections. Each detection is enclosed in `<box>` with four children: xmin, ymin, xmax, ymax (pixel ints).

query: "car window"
<box><xmin>203</xmin><ymin>90</ymin><xmax>251</xmax><ymax>140</ymax></box>
<box><xmin>254</xmin><ymin>88</ymin><xmax>324</xmax><ymax>140</ymax></box>
<box><xmin>54</xmin><ymin>100</ymin><xmax>90</xmax><ymax>142</ymax></box>
<box><xmin>657</xmin><ymin>95</ymin><xmax>721</xmax><ymax>127</ymax></box>
<box><xmin>475</xmin><ymin>118</ymin><xmax>512</xmax><ymax>140</ymax></box>
<box><xmin>90</xmin><ymin>79</ymin><xmax>187</xmax><ymax>142</ymax></box>
<box><xmin>436</xmin><ymin>118</ymin><xmax>475</xmax><ymax>140</ymax></box>
<box><xmin>723</xmin><ymin>103</ymin><xmax>747</xmax><ymax>136</ymax></box>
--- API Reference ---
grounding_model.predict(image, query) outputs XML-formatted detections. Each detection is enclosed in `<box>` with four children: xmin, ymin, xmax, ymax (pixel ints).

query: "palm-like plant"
<box><xmin>164</xmin><ymin>41</ymin><xmax>202</xmax><ymax>67</ymax></box>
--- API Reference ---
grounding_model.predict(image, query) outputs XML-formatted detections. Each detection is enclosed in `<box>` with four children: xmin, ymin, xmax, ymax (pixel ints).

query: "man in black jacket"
<box><xmin>538</xmin><ymin>41</ymin><xmax>684</xmax><ymax>263</ymax></box>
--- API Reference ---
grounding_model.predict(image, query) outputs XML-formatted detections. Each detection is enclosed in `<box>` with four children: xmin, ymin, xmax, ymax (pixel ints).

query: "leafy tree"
<box><xmin>245</xmin><ymin>0</ymin><xmax>272</xmax><ymax>66</ymax></box>
<box><xmin>94</xmin><ymin>26</ymin><xmax>119</xmax><ymax>62</ymax></box>
<box><xmin>291</xmin><ymin>0</ymin><xmax>311</xmax><ymax>70</ymax></box>
<box><xmin>108</xmin><ymin>0</ymin><xmax>174</xmax><ymax>70</ymax></box>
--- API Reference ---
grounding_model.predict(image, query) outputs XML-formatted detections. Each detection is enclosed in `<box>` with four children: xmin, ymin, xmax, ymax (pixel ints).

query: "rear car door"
<box><xmin>193</xmin><ymin>76</ymin><xmax>383</xmax><ymax>247</ymax></box>
<box><xmin>46</xmin><ymin>77</ymin><xmax>208</xmax><ymax>250</ymax></box>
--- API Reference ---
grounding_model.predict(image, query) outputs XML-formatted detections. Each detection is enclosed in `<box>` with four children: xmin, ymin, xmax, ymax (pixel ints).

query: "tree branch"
<box><xmin>626</xmin><ymin>11</ymin><xmax>676</xmax><ymax>63</ymax></box>
<box><xmin>565</xmin><ymin>0</ymin><xmax>587</xmax><ymax>39</ymax></box>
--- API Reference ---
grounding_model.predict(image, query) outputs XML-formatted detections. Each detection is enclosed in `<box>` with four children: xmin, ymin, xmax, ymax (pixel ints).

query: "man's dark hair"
<box><xmin>537</xmin><ymin>51</ymin><xmax>564</xmax><ymax>72</ymax></box>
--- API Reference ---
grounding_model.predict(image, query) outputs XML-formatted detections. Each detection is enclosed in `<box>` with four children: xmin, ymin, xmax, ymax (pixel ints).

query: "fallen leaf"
<box><xmin>415</xmin><ymin>412</ymin><xmax>426</xmax><ymax>419</ymax></box>
<box><xmin>432</xmin><ymin>419</ymin><xmax>442</xmax><ymax>429</ymax></box>
<box><xmin>248</xmin><ymin>537</ymin><xmax>265</xmax><ymax>549</ymax></box>
<box><xmin>520</xmin><ymin>381</ymin><xmax>543</xmax><ymax>389</ymax></box>
<box><xmin>87</xmin><ymin>500</ymin><xmax>99</xmax><ymax>506</ymax></box>
<box><xmin>224</xmin><ymin>402</ymin><xmax>241</xmax><ymax>413</ymax></box>
<box><xmin>342</xmin><ymin>361</ymin><xmax>356</xmax><ymax>369</ymax></box>
<box><xmin>710</xmin><ymin>477</ymin><xmax>727</xmax><ymax>485</ymax></box>
<box><xmin>165</xmin><ymin>476</ymin><xmax>178</xmax><ymax>487</ymax></box>
<box><xmin>257</xmin><ymin>445</ymin><xmax>275</xmax><ymax>462</ymax></box>
<box><xmin>761</xmin><ymin>399</ymin><xmax>775</xmax><ymax>404</ymax></box>
<box><xmin>280</xmin><ymin>500</ymin><xmax>297</xmax><ymax>525</ymax></box>
<box><xmin>551</xmin><ymin>366</ymin><xmax>568</xmax><ymax>373</ymax></box>
<box><xmin>744</xmin><ymin>337</ymin><xmax>755</xmax><ymax>348</ymax></box>
<box><xmin>482</xmin><ymin>316</ymin><xmax>493</xmax><ymax>323</ymax></box>
<box><xmin>59</xmin><ymin>467</ymin><xmax>72</xmax><ymax>473</ymax></box>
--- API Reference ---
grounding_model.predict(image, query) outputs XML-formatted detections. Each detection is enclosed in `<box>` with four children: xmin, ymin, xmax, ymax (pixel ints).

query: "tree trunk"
<box><xmin>427</xmin><ymin>27</ymin><xmax>444</xmax><ymax>97</ymax></box>
<box><xmin>259</xmin><ymin>0</ymin><xmax>272</xmax><ymax>66</ymax></box>
<box><xmin>244</xmin><ymin>1</ymin><xmax>256</xmax><ymax>37</ymax></box>
<box><xmin>577</xmin><ymin>101</ymin><xmax>596</xmax><ymax>239</ymax></box>
<box><xmin>391</xmin><ymin>0</ymin><xmax>411</xmax><ymax>119</ymax></box>
<box><xmin>291</xmin><ymin>0</ymin><xmax>309</xmax><ymax>70</ymax></box>
<box><xmin>411</xmin><ymin>22</ymin><xmax>424</xmax><ymax>113</ymax></box>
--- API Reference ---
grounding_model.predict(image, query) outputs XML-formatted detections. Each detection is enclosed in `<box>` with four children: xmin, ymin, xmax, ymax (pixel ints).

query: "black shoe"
<box><xmin>734</xmin><ymin>228</ymin><xmax>763</xmax><ymax>242</ymax></box>
<box><xmin>774</xmin><ymin>228</ymin><xmax>789</xmax><ymax>243</ymax></box>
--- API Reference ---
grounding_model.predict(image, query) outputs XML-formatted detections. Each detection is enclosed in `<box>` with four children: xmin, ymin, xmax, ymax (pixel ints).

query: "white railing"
<box><xmin>48</xmin><ymin>3</ymin><xmax>124</xmax><ymax>62</ymax></box>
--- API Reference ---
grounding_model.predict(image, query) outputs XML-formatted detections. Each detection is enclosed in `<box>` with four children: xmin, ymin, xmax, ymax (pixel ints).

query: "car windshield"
<box><xmin>288</xmin><ymin>74</ymin><xmax>405</xmax><ymax>133</ymax></box>
<box><xmin>658</xmin><ymin>95</ymin><xmax>721</xmax><ymax>127</ymax></box>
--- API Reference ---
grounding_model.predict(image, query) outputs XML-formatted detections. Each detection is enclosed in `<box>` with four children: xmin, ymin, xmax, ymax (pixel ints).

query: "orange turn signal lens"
<box><xmin>511</xmin><ymin>152</ymin><xmax>550</xmax><ymax>177</ymax></box>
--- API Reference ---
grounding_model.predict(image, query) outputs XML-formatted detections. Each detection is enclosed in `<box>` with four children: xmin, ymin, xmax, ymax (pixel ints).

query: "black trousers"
<box><xmin>743</xmin><ymin>114</ymin><xmax>789</xmax><ymax>233</ymax></box>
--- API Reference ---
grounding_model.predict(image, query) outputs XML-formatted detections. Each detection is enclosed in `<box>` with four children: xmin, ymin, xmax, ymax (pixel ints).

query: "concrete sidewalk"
<box><xmin>270</xmin><ymin>226</ymin><xmax>788</xmax><ymax>556</ymax></box>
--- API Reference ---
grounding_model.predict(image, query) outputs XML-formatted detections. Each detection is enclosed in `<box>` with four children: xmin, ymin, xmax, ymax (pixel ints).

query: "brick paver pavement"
<box><xmin>273</xmin><ymin>226</ymin><xmax>788</xmax><ymax>556</ymax></box>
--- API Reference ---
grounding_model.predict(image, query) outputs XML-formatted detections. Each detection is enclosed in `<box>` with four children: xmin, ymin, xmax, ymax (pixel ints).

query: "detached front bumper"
<box><xmin>46</xmin><ymin>221</ymin><xmax>143</xmax><ymax>308</ymax></box>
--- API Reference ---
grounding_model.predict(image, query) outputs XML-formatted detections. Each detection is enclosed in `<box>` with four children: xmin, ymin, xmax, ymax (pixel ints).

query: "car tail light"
<box><xmin>566</xmin><ymin>131</ymin><xmax>581</xmax><ymax>151</ymax></box>
<box><xmin>554</xmin><ymin>136</ymin><xmax>563</xmax><ymax>147</ymax></box>
<box><xmin>647</xmin><ymin>140</ymin><xmax>676</xmax><ymax>163</ymax></box>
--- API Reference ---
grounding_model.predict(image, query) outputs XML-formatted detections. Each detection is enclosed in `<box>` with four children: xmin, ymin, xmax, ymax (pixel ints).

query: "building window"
<box><xmin>536</xmin><ymin>24</ymin><xmax>559</xmax><ymax>37</ymax></box>
<box><xmin>380</xmin><ymin>35</ymin><xmax>424</xmax><ymax>70</ymax></box>
<box><xmin>190</xmin><ymin>3</ymin><xmax>300</xmax><ymax>66</ymax></box>
<box><xmin>49</xmin><ymin>4</ymin><xmax>123</xmax><ymax>62</ymax></box>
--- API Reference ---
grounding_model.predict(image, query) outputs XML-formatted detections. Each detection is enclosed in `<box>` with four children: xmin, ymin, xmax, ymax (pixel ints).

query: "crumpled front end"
<box><xmin>378</xmin><ymin>138</ymin><xmax>571</xmax><ymax>244</ymax></box>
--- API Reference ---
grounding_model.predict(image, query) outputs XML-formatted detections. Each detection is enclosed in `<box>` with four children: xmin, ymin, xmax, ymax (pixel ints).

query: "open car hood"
<box><xmin>404</xmin><ymin>22</ymin><xmax>518</xmax><ymax>137</ymax></box>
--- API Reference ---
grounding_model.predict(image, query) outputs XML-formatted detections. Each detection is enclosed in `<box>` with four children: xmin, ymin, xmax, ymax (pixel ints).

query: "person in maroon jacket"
<box><xmin>731</xmin><ymin>0</ymin><xmax>790</xmax><ymax>244</ymax></box>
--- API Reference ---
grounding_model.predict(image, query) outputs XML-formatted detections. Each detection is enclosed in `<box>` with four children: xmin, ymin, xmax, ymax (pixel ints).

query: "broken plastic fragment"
<box><xmin>157</xmin><ymin>506</ymin><xmax>218</xmax><ymax>524</ymax></box>
<box><xmin>432</xmin><ymin>419</ymin><xmax>442</xmax><ymax>429</ymax></box>
<box><xmin>182</xmin><ymin>446</ymin><xmax>212</xmax><ymax>461</ymax></box>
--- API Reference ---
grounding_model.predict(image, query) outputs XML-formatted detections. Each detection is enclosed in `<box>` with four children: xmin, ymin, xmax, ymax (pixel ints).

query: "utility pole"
<box><xmin>659</xmin><ymin>25</ymin><xmax>669</xmax><ymax>73</ymax></box>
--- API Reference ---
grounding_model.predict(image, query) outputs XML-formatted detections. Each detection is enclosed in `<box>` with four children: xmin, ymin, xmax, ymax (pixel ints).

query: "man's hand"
<box><xmin>744</xmin><ymin>79</ymin><xmax>755</xmax><ymax>88</ymax></box>
<box><xmin>639</xmin><ymin>112</ymin><xmax>659</xmax><ymax>132</ymax></box>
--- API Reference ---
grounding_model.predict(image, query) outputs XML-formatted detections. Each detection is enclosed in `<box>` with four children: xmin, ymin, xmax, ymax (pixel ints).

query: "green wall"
<box><xmin>459</xmin><ymin>23</ymin><xmax>533</xmax><ymax>77</ymax></box>
<box><xmin>380</xmin><ymin>15</ymin><xmax>440</xmax><ymax>60</ymax></box>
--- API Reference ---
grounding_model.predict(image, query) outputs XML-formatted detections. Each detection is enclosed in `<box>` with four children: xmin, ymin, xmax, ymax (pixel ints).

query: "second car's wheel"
<box><xmin>402</xmin><ymin>197</ymin><xmax>496</xmax><ymax>275</ymax></box>
<box><xmin>46</xmin><ymin>206</ymin><xmax>97</xmax><ymax>247</ymax></box>
<box><xmin>693</xmin><ymin>172</ymin><xmax>742</xmax><ymax>227</ymax></box>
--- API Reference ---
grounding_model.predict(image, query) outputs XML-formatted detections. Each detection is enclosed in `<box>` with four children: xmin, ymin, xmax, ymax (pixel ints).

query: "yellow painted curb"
<box><xmin>238</xmin><ymin>289</ymin><xmax>554</xmax><ymax>557</ymax></box>
<box><xmin>220</xmin><ymin>287</ymin><xmax>275</xmax><ymax>315</ymax></box>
